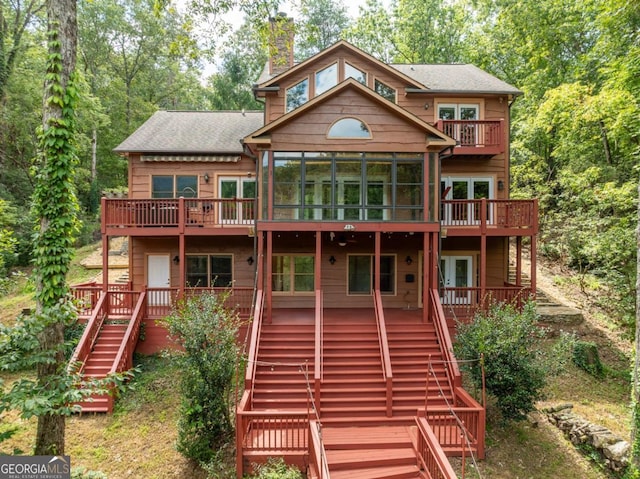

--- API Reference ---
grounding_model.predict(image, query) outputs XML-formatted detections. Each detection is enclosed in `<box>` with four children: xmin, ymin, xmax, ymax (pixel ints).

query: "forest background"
<box><xmin>0</xmin><ymin>0</ymin><xmax>638</xmax><ymax>326</ymax></box>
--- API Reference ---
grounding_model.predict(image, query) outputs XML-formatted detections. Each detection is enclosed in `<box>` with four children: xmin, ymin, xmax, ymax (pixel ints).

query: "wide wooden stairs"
<box><xmin>241</xmin><ymin>302</ymin><xmax>482</xmax><ymax>479</ymax></box>
<box><xmin>69</xmin><ymin>291</ymin><xmax>146</xmax><ymax>413</ymax></box>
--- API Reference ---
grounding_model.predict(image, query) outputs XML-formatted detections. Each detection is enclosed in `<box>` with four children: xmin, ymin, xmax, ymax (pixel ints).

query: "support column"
<box><xmin>480</xmin><ymin>235</ymin><xmax>486</xmax><ymax>304</ymax></box>
<box><xmin>374</xmin><ymin>232</ymin><xmax>381</xmax><ymax>291</ymax></box>
<box><xmin>530</xmin><ymin>234</ymin><xmax>537</xmax><ymax>298</ymax></box>
<box><xmin>102</xmin><ymin>234</ymin><xmax>109</xmax><ymax>293</ymax></box>
<box><xmin>256</xmin><ymin>232</ymin><xmax>264</xmax><ymax>293</ymax></box>
<box><xmin>315</xmin><ymin>231</ymin><xmax>322</xmax><ymax>292</ymax></box>
<box><xmin>516</xmin><ymin>236</ymin><xmax>523</xmax><ymax>286</ymax></box>
<box><xmin>266</xmin><ymin>231</ymin><xmax>273</xmax><ymax>324</ymax></box>
<box><xmin>178</xmin><ymin>234</ymin><xmax>185</xmax><ymax>299</ymax></box>
<box><xmin>423</xmin><ymin>232</ymin><xmax>430</xmax><ymax>323</ymax></box>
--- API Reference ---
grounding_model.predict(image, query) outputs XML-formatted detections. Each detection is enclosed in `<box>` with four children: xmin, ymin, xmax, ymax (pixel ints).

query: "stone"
<box><xmin>603</xmin><ymin>441</ymin><xmax>629</xmax><ymax>462</ymax></box>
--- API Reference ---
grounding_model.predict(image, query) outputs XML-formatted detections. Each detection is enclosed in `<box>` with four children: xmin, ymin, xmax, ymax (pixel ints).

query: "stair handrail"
<box><xmin>415</xmin><ymin>416</ymin><xmax>458</xmax><ymax>479</ymax></box>
<box><xmin>429</xmin><ymin>289</ymin><xmax>460</xmax><ymax>388</ymax></box>
<box><xmin>69</xmin><ymin>293</ymin><xmax>108</xmax><ymax>373</ymax></box>
<box><xmin>245</xmin><ymin>290</ymin><xmax>264</xmax><ymax>391</ymax></box>
<box><xmin>314</xmin><ymin>289</ymin><xmax>323</xmax><ymax>408</ymax></box>
<box><xmin>309</xmin><ymin>420</ymin><xmax>330</xmax><ymax>479</ymax></box>
<box><xmin>373</xmin><ymin>289</ymin><xmax>393</xmax><ymax>417</ymax></box>
<box><xmin>110</xmin><ymin>291</ymin><xmax>146</xmax><ymax>374</ymax></box>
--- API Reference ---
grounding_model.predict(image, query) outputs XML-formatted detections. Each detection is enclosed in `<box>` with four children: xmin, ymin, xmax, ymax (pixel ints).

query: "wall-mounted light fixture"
<box><xmin>498</xmin><ymin>180</ymin><xmax>504</xmax><ymax>191</ymax></box>
<box><xmin>329</xmin><ymin>255</ymin><xmax>336</xmax><ymax>265</ymax></box>
<box><xmin>424</xmin><ymin>102</ymin><xmax>430</xmax><ymax>110</ymax></box>
<box><xmin>204</xmin><ymin>173</ymin><xmax>210</xmax><ymax>183</ymax></box>
<box><xmin>344</xmin><ymin>224</ymin><xmax>356</xmax><ymax>231</ymax></box>
<box><xmin>247</xmin><ymin>256</ymin><xmax>254</xmax><ymax>265</ymax></box>
<box><xmin>173</xmin><ymin>255</ymin><xmax>180</xmax><ymax>264</ymax></box>
<box><xmin>338</xmin><ymin>235</ymin><xmax>347</xmax><ymax>247</ymax></box>
<box><xmin>405</xmin><ymin>255</ymin><xmax>413</xmax><ymax>265</ymax></box>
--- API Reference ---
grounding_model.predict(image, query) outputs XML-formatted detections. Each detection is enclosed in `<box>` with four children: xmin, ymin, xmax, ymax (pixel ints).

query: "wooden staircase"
<box><xmin>73</xmin><ymin>322</ymin><xmax>128</xmax><ymax>412</ymax></box>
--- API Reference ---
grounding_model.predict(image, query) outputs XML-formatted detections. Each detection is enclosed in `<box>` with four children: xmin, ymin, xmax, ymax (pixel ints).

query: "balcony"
<box><xmin>441</xmin><ymin>199</ymin><xmax>537</xmax><ymax>235</ymax></box>
<box><xmin>436</xmin><ymin>119</ymin><xmax>504</xmax><ymax>157</ymax></box>
<box><xmin>102</xmin><ymin>197</ymin><xmax>255</xmax><ymax>235</ymax></box>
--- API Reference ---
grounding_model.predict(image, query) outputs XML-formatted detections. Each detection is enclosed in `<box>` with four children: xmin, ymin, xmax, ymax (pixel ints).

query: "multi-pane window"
<box><xmin>348</xmin><ymin>255</ymin><xmax>395</xmax><ymax>295</ymax></box>
<box><xmin>374</xmin><ymin>79</ymin><xmax>396</xmax><ymax>102</ymax></box>
<box><xmin>186</xmin><ymin>255</ymin><xmax>232</xmax><ymax>287</ymax></box>
<box><xmin>272</xmin><ymin>255</ymin><xmax>314</xmax><ymax>293</ymax></box>
<box><xmin>152</xmin><ymin>175</ymin><xmax>197</xmax><ymax>198</ymax></box>
<box><xmin>286</xmin><ymin>78</ymin><xmax>309</xmax><ymax>112</ymax></box>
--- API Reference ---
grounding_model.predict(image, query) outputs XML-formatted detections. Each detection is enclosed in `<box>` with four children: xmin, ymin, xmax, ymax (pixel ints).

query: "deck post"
<box><xmin>179</xmin><ymin>233</ymin><xmax>185</xmax><ymax>299</ymax></box>
<box><xmin>516</xmin><ymin>236</ymin><xmax>522</xmax><ymax>286</ymax></box>
<box><xmin>480</xmin><ymin>235</ymin><xmax>486</xmax><ymax>306</ymax></box>
<box><xmin>423</xmin><ymin>232</ymin><xmax>430</xmax><ymax>323</ymax></box>
<box><xmin>102</xmin><ymin>234</ymin><xmax>109</xmax><ymax>293</ymax></box>
<box><xmin>266</xmin><ymin>231</ymin><xmax>273</xmax><ymax>324</ymax></box>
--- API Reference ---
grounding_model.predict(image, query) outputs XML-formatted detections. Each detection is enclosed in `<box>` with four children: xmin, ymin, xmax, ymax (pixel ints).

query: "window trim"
<box><xmin>373</xmin><ymin>78</ymin><xmax>397</xmax><ymax>103</ymax></box>
<box><xmin>272</xmin><ymin>254</ymin><xmax>315</xmax><ymax>295</ymax></box>
<box><xmin>327</xmin><ymin>117</ymin><xmax>372</xmax><ymax>139</ymax></box>
<box><xmin>314</xmin><ymin>62</ymin><xmax>338</xmax><ymax>96</ymax></box>
<box><xmin>346</xmin><ymin>254</ymin><xmax>397</xmax><ymax>296</ymax></box>
<box><xmin>286</xmin><ymin>77</ymin><xmax>310</xmax><ymax>112</ymax></box>
<box><xmin>185</xmin><ymin>253</ymin><xmax>233</xmax><ymax>288</ymax></box>
<box><xmin>151</xmin><ymin>174</ymin><xmax>198</xmax><ymax>198</ymax></box>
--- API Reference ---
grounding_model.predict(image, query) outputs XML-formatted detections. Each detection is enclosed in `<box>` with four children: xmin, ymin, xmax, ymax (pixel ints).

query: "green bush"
<box><xmin>455</xmin><ymin>301</ymin><xmax>573</xmax><ymax>421</ymax></box>
<box><xmin>164</xmin><ymin>292</ymin><xmax>244</xmax><ymax>465</ymax></box>
<box><xmin>71</xmin><ymin>467</ymin><xmax>108</xmax><ymax>479</ymax></box>
<box><xmin>249</xmin><ymin>458</ymin><xmax>303</xmax><ymax>479</ymax></box>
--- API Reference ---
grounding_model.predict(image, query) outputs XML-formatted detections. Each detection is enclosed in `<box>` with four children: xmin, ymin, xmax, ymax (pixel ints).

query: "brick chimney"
<box><xmin>268</xmin><ymin>13</ymin><xmax>294</xmax><ymax>76</ymax></box>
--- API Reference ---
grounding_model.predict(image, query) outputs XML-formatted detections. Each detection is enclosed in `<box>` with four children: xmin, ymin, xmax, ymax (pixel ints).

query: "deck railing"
<box><xmin>436</xmin><ymin>119</ymin><xmax>504</xmax><ymax>155</ymax></box>
<box><xmin>244</xmin><ymin>290</ymin><xmax>264</xmax><ymax>392</ymax></box>
<box><xmin>441</xmin><ymin>198</ymin><xmax>536</xmax><ymax>229</ymax></box>
<box><xmin>69</xmin><ymin>294</ymin><xmax>108</xmax><ymax>373</ymax></box>
<box><xmin>103</xmin><ymin>197</ymin><xmax>255</xmax><ymax>229</ymax></box>
<box><xmin>440</xmin><ymin>286</ymin><xmax>532</xmax><ymax>320</ymax></box>
<box><xmin>309</xmin><ymin>420</ymin><xmax>330</xmax><ymax>479</ymax></box>
<box><xmin>110</xmin><ymin>292</ymin><xmax>146</xmax><ymax>374</ymax></box>
<box><xmin>429</xmin><ymin>290</ymin><xmax>460</xmax><ymax>389</ymax></box>
<box><xmin>373</xmin><ymin>290</ymin><xmax>393</xmax><ymax>417</ymax></box>
<box><xmin>415</xmin><ymin>416</ymin><xmax>458</xmax><ymax>479</ymax></box>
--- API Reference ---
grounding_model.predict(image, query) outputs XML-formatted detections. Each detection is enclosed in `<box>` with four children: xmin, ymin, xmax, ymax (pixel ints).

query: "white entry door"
<box><xmin>147</xmin><ymin>254</ymin><xmax>170</xmax><ymax>306</ymax></box>
<box><xmin>439</xmin><ymin>256</ymin><xmax>473</xmax><ymax>304</ymax></box>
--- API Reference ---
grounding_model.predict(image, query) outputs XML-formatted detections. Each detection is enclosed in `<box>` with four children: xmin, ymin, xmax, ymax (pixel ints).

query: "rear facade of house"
<box><xmin>74</xmin><ymin>25</ymin><xmax>537</xmax><ymax>479</ymax></box>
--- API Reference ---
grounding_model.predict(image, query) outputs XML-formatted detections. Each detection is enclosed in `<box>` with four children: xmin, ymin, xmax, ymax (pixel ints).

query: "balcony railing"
<box><xmin>440</xmin><ymin>286</ymin><xmax>533</xmax><ymax>319</ymax></box>
<box><xmin>437</xmin><ymin>119</ymin><xmax>504</xmax><ymax>156</ymax></box>
<box><xmin>441</xmin><ymin>199</ymin><xmax>536</xmax><ymax>230</ymax></box>
<box><xmin>103</xmin><ymin>197</ymin><xmax>255</xmax><ymax>230</ymax></box>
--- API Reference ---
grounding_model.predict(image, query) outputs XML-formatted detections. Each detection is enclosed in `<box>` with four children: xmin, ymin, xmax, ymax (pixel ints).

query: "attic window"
<box><xmin>315</xmin><ymin>63</ymin><xmax>338</xmax><ymax>95</ymax></box>
<box><xmin>345</xmin><ymin>63</ymin><xmax>367</xmax><ymax>85</ymax></box>
<box><xmin>374</xmin><ymin>79</ymin><xmax>396</xmax><ymax>103</ymax></box>
<box><xmin>286</xmin><ymin>78</ymin><xmax>309</xmax><ymax>112</ymax></box>
<box><xmin>328</xmin><ymin>118</ymin><xmax>371</xmax><ymax>138</ymax></box>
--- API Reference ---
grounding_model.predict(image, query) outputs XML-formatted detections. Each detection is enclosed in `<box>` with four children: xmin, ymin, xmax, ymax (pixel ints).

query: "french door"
<box><xmin>219</xmin><ymin>177</ymin><xmax>255</xmax><ymax>224</ymax></box>
<box><xmin>439</xmin><ymin>255</ymin><xmax>473</xmax><ymax>304</ymax></box>
<box><xmin>441</xmin><ymin>177</ymin><xmax>493</xmax><ymax>225</ymax></box>
<box><xmin>438</xmin><ymin>104</ymin><xmax>480</xmax><ymax>146</ymax></box>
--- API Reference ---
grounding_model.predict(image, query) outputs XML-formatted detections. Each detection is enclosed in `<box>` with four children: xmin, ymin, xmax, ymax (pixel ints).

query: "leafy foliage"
<box><xmin>249</xmin><ymin>458</ymin><xmax>303</xmax><ymax>479</ymax></box>
<box><xmin>572</xmin><ymin>341</ymin><xmax>604</xmax><ymax>378</ymax></box>
<box><xmin>455</xmin><ymin>301</ymin><xmax>573</xmax><ymax>421</ymax></box>
<box><xmin>163</xmin><ymin>292</ymin><xmax>245</xmax><ymax>465</ymax></box>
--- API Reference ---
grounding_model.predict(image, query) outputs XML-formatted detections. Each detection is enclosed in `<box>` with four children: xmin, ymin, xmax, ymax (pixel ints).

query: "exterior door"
<box><xmin>439</xmin><ymin>255</ymin><xmax>473</xmax><ymax>304</ymax></box>
<box><xmin>220</xmin><ymin>178</ymin><xmax>256</xmax><ymax>224</ymax></box>
<box><xmin>441</xmin><ymin>177</ymin><xmax>493</xmax><ymax>225</ymax></box>
<box><xmin>147</xmin><ymin>254</ymin><xmax>170</xmax><ymax>306</ymax></box>
<box><xmin>438</xmin><ymin>104</ymin><xmax>479</xmax><ymax>146</ymax></box>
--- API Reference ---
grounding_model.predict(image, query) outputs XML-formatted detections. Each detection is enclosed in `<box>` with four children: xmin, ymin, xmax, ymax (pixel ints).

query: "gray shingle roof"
<box><xmin>392</xmin><ymin>64</ymin><xmax>522</xmax><ymax>95</ymax></box>
<box><xmin>113</xmin><ymin>110</ymin><xmax>264</xmax><ymax>154</ymax></box>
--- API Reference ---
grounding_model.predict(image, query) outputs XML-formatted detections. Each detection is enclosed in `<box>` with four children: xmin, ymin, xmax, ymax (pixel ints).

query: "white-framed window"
<box><xmin>185</xmin><ymin>254</ymin><xmax>233</xmax><ymax>287</ymax></box>
<box><xmin>272</xmin><ymin>255</ymin><xmax>315</xmax><ymax>293</ymax></box>
<box><xmin>152</xmin><ymin>175</ymin><xmax>197</xmax><ymax>198</ymax></box>
<box><xmin>348</xmin><ymin>255</ymin><xmax>396</xmax><ymax>295</ymax></box>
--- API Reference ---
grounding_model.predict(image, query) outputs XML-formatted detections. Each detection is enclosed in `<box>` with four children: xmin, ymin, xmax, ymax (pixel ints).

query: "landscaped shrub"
<box><xmin>249</xmin><ymin>458</ymin><xmax>303</xmax><ymax>479</ymax></box>
<box><xmin>455</xmin><ymin>301</ymin><xmax>573</xmax><ymax>421</ymax></box>
<box><xmin>572</xmin><ymin>340</ymin><xmax>604</xmax><ymax>378</ymax></box>
<box><xmin>164</xmin><ymin>292</ymin><xmax>244</xmax><ymax>465</ymax></box>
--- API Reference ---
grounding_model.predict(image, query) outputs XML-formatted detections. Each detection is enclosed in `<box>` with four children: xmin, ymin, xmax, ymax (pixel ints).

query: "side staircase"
<box><xmin>69</xmin><ymin>291</ymin><xmax>145</xmax><ymax>413</ymax></box>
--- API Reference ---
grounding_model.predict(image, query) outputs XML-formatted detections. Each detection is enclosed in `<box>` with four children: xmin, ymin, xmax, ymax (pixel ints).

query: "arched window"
<box><xmin>327</xmin><ymin>118</ymin><xmax>372</xmax><ymax>138</ymax></box>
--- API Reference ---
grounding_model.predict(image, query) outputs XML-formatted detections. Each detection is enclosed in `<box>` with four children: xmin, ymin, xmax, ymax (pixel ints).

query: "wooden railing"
<box><xmin>309</xmin><ymin>420</ymin><xmax>330</xmax><ymax>479</ymax></box>
<box><xmin>314</xmin><ymin>289</ymin><xmax>323</xmax><ymax>409</ymax></box>
<box><xmin>103</xmin><ymin>197</ymin><xmax>255</xmax><ymax>229</ymax></box>
<box><xmin>441</xmin><ymin>198</ymin><xmax>536</xmax><ymax>229</ymax></box>
<box><xmin>429</xmin><ymin>290</ymin><xmax>460</xmax><ymax>389</ymax></box>
<box><xmin>69</xmin><ymin>294</ymin><xmax>108</xmax><ymax>373</ymax></box>
<box><xmin>71</xmin><ymin>282</ymin><xmax>133</xmax><ymax>317</ymax></box>
<box><xmin>440</xmin><ymin>286</ymin><xmax>532</xmax><ymax>320</ymax></box>
<box><xmin>110</xmin><ymin>292</ymin><xmax>146</xmax><ymax>374</ymax></box>
<box><xmin>244</xmin><ymin>290</ymin><xmax>264</xmax><ymax>392</ymax></box>
<box><xmin>415</xmin><ymin>416</ymin><xmax>458</xmax><ymax>479</ymax></box>
<box><xmin>184</xmin><ymin>287</ymin><xmax>254</xmax><ymax>319</ymax></box>
<box><xmin>373</xmin><ymin>290</ymin><xmax>393</xmax><ymax>417</ymax></box>
<box><xmin>436</xmin><ymin>119</ymin><xmax>504</xmax><ymax>155</ymax></box>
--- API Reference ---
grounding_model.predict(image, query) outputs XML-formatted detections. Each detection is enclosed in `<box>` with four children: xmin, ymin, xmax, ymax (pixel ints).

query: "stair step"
<box><xmin>327</xmin><ymin>447</ymin><xmax>417</xmax><ymax>470</ymax></box>
<box><xmin>329</xmin><ymin>465</ymin><xmax>422</xmax><ymax>479</ymax></box>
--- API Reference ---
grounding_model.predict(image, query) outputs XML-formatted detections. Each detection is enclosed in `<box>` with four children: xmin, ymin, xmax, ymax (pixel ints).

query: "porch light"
<box><xmin>247</xmin><ymin>256</ymin><xmax>254</xmax><ymax>265</ymax></box>
<box><xmin>204</xmin><ymin>173</ymin><xmax>210</xmax><ymax>183</ymax></box>
<box><xmin>173</xmin><ymin>255</ymin><xmax>179</xmax><ymax>264</ymax></box>
<box><xmin>498</xmin><ymin>180</ymin><xmax>504</xmax><ymax>191</ymax></box>
<box><xmin>405</xmin><ymin>256</ymin><xmax>413</xmax><ymax>265</ymax></box>
<box><xmin>344</xmin><ymin>224</ymin><xmax>355</xmax><ymax>231</ymax></box>
<box><xmin>329</xmin><ymin>255</ymin><xmax>336</xmax><ymax>265</ymax></box>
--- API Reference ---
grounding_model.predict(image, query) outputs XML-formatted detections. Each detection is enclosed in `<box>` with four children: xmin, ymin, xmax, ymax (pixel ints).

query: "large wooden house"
<box><xmin>71</xmin><ymin>20</ymin><xmax>537</xmax><ymax>479</ymax></box>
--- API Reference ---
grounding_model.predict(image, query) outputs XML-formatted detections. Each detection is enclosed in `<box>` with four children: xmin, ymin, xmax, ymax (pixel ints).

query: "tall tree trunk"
<box><xmin>33</xmin><ymin>0</ymin><xmax>77</xmax><ymax>456</ymax></box>
<box><xmin>633</xmin><ymin>178</ymin><xmax>640</xmax><ymax>470</ymax></box>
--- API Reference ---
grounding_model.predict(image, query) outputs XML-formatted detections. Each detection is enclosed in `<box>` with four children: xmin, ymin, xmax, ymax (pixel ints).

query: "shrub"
<box><xmin>572</xmin><ymin>340</ymin><xmax>604</xmax><ymax>378</ymax></box>
<box><xmin>455</xmin><ymin>301</ymin><xmax>573</xmax><ymax>421</ymax></box>
<box><xmin>164</xmin><ymin>292</ymin><xmax>244</xmax><ymax>465</ymax></box>
<box><xmin>250</xmin><ymin>458</ymin><xmax>303</xmax><ymax>479</ymax></box>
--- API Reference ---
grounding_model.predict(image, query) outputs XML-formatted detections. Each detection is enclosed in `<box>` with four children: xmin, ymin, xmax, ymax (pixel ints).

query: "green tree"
<box><xmin>343</xmin><ymin>0</ymin><xmax>395</xmax><ymax>62</ymax></box>
<box><xmin>164</xmin><ymin>293</ymin><xmax>244</xmax><ymax>465</ymax></box>
<box><xmin>294</xmin><ymin>0</ymin><xmax>350</xmax><ymax>59</ymax></box>
<box><xmin>455</xmin><ymin>301</ymin><xmax>571</xmax><ymax>421</ymax></box>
